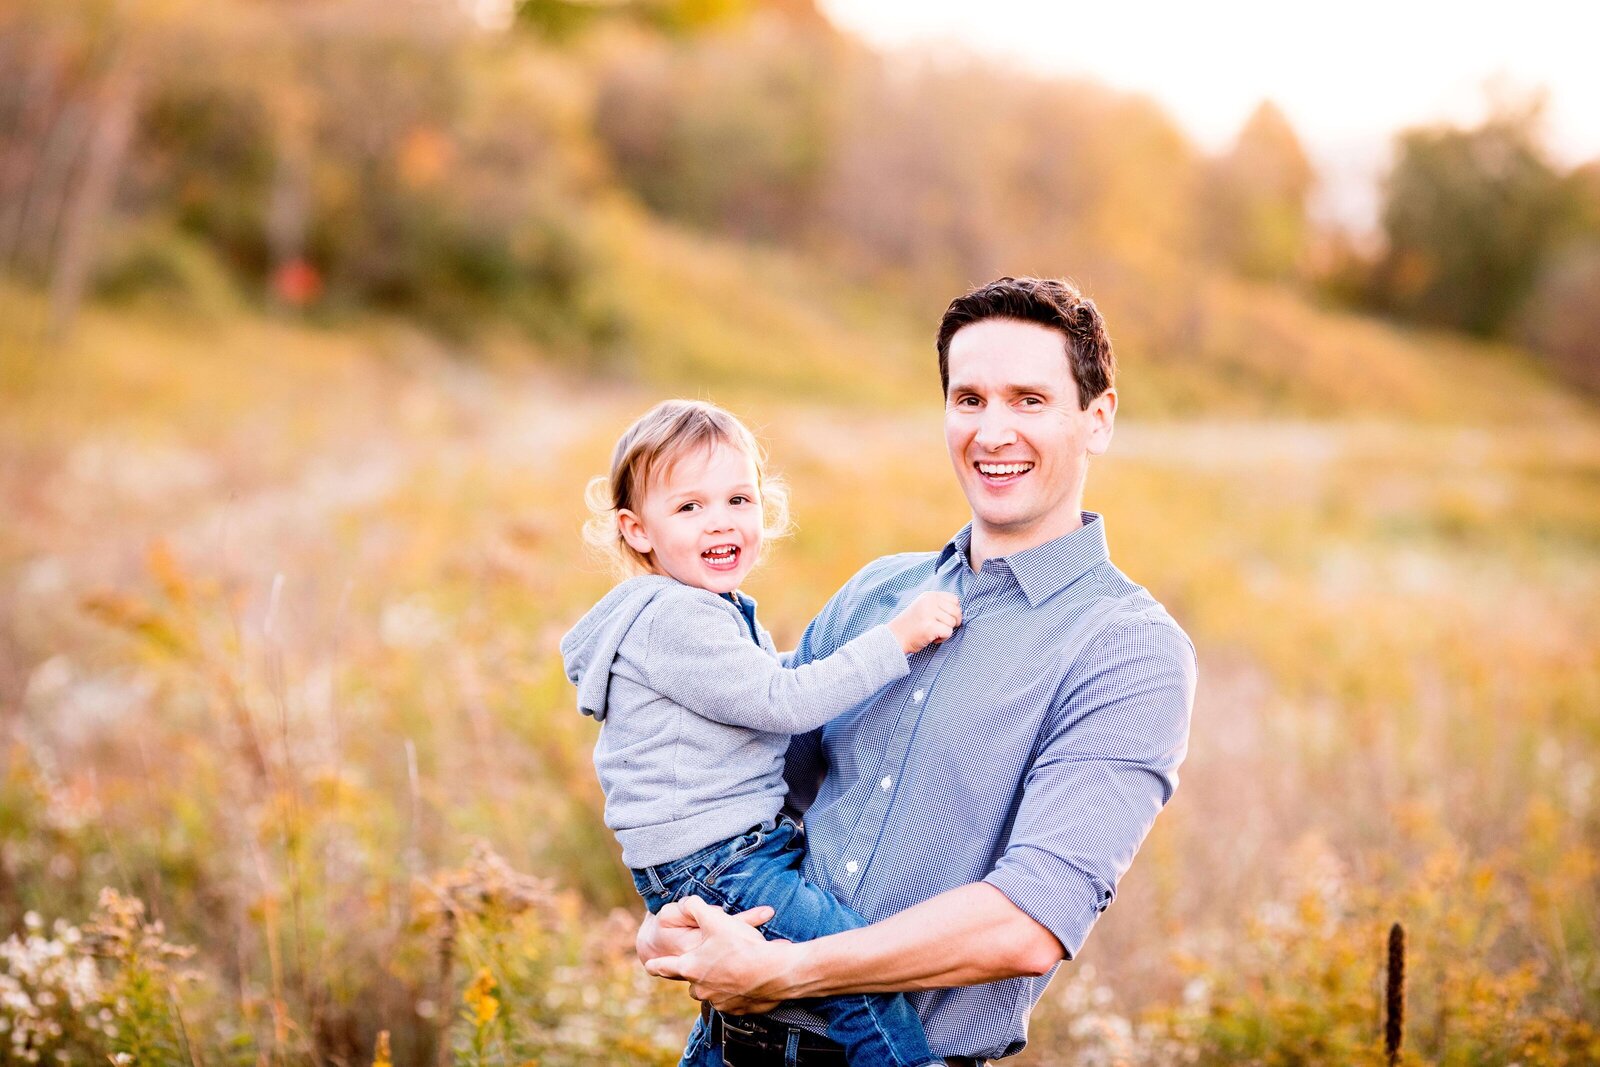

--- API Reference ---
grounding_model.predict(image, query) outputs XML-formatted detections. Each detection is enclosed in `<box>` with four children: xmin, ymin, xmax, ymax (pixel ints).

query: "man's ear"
<box><xmin>618</xmin><ymin>509</ymin><xmax>653</xmax><ymax>557</ymax></box>
<box><xmin>1086</xmin><ymin>388</ymin><xmax>1117</xmax><ymax>456</ymax></box>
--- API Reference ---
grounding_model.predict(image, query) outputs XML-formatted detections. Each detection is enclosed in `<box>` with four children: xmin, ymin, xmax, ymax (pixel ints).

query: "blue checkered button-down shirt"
<box><xmin>774</xmin><ymin>513</ymin><xmax>1196</xmax><ymax>1060</ymax></box>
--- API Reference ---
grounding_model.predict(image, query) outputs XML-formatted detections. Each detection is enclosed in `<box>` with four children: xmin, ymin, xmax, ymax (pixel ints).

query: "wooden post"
<box><xmin>1385</xmin><ymin>921</ymin><xmax>1406</xmax><ymax>1066</ymax></box>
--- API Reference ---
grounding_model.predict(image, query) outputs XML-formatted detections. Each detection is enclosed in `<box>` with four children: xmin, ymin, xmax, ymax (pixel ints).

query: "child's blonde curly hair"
<box><xmin>584</xmin><ymin>399</ymin><xmax>792</xmax><ymax>576</ymax></box>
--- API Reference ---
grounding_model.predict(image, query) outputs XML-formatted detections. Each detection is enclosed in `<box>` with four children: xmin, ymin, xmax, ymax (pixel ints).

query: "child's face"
<box><xmin>618</xmin><ymin>442</ymin><xmax>764</xmax><ymax>595</ymax></box>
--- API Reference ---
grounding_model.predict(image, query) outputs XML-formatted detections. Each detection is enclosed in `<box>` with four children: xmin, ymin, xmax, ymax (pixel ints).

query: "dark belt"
<box><xmin>708</xmin><ymin>1008</ymin><xmax>986</xmax><ymax>1067</ymax></box>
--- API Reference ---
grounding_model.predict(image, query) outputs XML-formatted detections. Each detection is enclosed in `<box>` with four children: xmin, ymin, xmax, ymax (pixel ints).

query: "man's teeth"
<box><xmin>978</xmin><ymin>462</ymin><xmax>1033</xmax><ymax>475</ymax></box>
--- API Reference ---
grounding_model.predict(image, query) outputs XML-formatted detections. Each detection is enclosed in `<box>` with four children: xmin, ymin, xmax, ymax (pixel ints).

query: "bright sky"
<box><xmin>818</xmin><ymin>0</ymin><xmax>1600</xmax><ymax>228</ymax></box>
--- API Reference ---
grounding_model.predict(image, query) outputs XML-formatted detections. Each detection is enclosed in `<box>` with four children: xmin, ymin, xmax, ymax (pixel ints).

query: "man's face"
<box><xmin>943</xmin><ymin>318</ymin><xmax>1116</xmax><ymax>554</ymax></box>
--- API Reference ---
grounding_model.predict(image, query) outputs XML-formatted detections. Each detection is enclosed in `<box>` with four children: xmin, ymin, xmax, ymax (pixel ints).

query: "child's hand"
<box><xmin>887</xmin><ymin>591</ymin><xmax>962</xmax><ymax>655</ymax></box>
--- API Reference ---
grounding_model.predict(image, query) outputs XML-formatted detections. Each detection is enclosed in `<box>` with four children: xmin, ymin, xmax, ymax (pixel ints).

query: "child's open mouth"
<box><xmin>975</xmin><ymin>460</ymin><xmax>1034</xmax><ymax>486</ymax></box>
<box><xmin>701</xmin><ymin>544</ymin><xmax>741</xmax><ymax>570</ymax></box>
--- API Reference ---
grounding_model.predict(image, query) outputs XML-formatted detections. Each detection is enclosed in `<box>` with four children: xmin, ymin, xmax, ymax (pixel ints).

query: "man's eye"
<box><xmin>1021</xmin><ymin>396</ymin><xmax>1043</xmax><ymax>406</ymax></box>
<box><xmin>956</xmin><ymin>395</ymin><xmax>980</xmax><ymax>406</ymax></box>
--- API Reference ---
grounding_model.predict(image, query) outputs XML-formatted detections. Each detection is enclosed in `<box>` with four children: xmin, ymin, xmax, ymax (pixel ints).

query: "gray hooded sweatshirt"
<box><xmin>560</xmin><ymin>575</ymin><xmax>908</xmax><ymax>868</ymax></box>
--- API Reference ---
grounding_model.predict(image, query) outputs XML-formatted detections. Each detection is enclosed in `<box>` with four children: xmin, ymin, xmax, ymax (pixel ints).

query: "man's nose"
<box><xmin>973</xmin><ymin>409</ymin><xmax>1019</xmax><ymax>450</ymax></box>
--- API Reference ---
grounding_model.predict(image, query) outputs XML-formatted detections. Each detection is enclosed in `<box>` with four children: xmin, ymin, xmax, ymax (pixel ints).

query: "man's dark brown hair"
<box><xmin>936</xmin><ymin>276</ymin><xmax>1116</xmax><ymax>409</ymax></box>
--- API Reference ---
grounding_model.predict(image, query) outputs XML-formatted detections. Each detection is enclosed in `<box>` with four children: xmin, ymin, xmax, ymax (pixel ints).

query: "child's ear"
<box><xmin>617</xmin><ymin>509</ymin><xmax>652</xmax><ymax>557</ymax></box>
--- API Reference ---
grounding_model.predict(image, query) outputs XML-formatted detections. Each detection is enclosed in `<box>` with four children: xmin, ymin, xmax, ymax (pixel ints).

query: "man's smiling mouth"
<box><xmin>975</xmin><ymin>461</ymin><xmax>1034</xmax><ymax>484</ymax></box>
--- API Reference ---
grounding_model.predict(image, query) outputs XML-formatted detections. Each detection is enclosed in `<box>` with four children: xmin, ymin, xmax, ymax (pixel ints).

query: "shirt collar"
<box><xmin>936</xmin><ymin>512</ymin><xmax>1110</xmax><ymax>607</ymax></box>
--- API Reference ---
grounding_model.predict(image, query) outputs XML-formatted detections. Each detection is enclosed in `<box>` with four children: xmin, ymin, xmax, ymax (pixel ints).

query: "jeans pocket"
<box><xmin>677</xmin><ymin>1013</ymin><xmax>723</xmax><ymax>1067</ymax></box>
<box><xmin>703</xmin><ymin>823</ymin><xmax>767</xmax><ymax>884</ymax></box>
<box><xmin>632</xmin><ymin>870</ymin><xmax>659</xmax><ymax>907</ymax></box>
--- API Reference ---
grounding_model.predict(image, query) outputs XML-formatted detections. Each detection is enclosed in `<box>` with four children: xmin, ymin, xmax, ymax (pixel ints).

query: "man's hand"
<box><xmin>643</xmin><ymin>896</ymin><xmax>795</xmax><ymax>1014</ymax></box>
<box><xmin>637</xmin><ymin>896</ymin><xmax>774</xmax><ymax>969</ymax></box>
<box><xmin>648</xmin><ymin>882</ymin><xmax>1062</xmax><ymax>1007</ymax></box>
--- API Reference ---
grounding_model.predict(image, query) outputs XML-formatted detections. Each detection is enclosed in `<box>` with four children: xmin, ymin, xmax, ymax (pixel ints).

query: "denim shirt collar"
<box><xmin>935</xmin><ymin>512</ymin><xmax>1111</xmax><ymax>607</ymax></box>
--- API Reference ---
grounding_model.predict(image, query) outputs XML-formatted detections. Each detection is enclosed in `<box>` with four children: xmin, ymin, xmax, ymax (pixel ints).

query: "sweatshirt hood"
<box><xmin>560</xmin><ymin>575</ymin><xmax>679</xmax><ymax>722</ymax></box>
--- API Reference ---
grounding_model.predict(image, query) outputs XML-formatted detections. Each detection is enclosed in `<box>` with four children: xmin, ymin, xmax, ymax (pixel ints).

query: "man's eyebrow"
<box><xmin>947</xmin><ymin>381</ymin><xmax>1057</xmax><ymax>395</ymax></box>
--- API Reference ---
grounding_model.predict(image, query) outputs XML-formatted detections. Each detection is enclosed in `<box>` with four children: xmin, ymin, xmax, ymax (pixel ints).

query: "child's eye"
<box><xmin>730</xmin><ymin>495</ymin><xmax>751</xmax><ymax>506</ymax></box>
<box><xmin>677</xmin><ymin>502</ymin><xmax>700</xmax><ymax>513</ymax></box>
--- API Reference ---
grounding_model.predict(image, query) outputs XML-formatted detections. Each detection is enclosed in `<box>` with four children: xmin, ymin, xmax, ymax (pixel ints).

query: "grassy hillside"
<box><xmin>1</xmin><ymin>212</ymin><xmax>1598</xmax><ymax>1063</ymax></box>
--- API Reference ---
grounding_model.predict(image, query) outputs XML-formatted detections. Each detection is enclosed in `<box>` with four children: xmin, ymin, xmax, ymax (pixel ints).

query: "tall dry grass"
<box><xmin>1</xmin><ymin>276</ymin><xmax>1597</xmax><ymax>1062</ymax></box>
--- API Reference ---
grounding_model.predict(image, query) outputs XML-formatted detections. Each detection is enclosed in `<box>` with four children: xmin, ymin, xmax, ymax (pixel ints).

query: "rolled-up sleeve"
<box><xmin>984</xmin><ymin>615</ymin><xmax>1197</xmax><ymax>959</ymax></box>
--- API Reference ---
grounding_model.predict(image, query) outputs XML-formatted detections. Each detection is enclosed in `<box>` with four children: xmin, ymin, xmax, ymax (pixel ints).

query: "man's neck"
<box><xmin>968</xmin><ymin>510</ymin><xmax>1086</xmax><ymax>572</ymax></box>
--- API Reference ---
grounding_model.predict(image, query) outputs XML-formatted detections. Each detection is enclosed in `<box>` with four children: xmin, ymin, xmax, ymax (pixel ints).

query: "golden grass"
<box><xmin>1</xmin><ymin>274</ymin><xmax>1597</xmax><ymax>1061</ymax></box>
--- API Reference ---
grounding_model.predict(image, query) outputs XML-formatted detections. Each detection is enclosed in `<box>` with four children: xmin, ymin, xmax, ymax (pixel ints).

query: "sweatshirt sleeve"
<box><xmin>637</xmin><ymin>597</ymin><xmax>909</xmax><ymax>733</ymax></box>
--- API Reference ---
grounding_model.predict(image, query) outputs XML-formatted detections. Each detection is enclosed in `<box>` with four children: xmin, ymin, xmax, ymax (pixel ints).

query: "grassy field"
<box><xmin>1</xmin><ymin>248</ymin><xmax>1597</xmax><ymax>1064</ymax></box>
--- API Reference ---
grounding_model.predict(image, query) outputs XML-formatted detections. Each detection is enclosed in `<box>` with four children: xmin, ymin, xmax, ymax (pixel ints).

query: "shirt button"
<box><xmin>912</xmin><ymin>689</ymin><xmax>925</xmax><ymax>703</ymax></box>
<box><xmin>880</xmin><ymin>776</ymin><xmax>893</xmax><ymax>790</ymax></box>
<box><xmin>845</xmin><ymin>860</ymin><xmax>859</xmax><ymax>875</ymax></box>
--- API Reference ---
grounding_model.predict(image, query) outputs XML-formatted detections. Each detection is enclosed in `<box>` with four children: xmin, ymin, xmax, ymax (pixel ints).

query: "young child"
<box><xmin>560</xmin><ymin>399</ymin><xmax>959</xmax><ymax>1067</ymax></box>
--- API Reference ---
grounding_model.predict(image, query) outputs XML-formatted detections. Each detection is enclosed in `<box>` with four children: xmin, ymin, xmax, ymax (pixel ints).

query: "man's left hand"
<box><xmin>643</xmin><ymin>896</ymin><xmax>796</xmax><ymax>1014</ymax></box>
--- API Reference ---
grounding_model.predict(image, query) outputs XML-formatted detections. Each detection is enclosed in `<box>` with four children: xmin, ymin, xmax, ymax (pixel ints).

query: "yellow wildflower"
<box><xmin>464</xmin><ymin>966</ymin><xmax>500</xmax><ymax>1027</ymax></box>
<box><xmin>371</xmin><ymin>1030</ymin><xmax>392</xmax><ymax>1067</ymax></box>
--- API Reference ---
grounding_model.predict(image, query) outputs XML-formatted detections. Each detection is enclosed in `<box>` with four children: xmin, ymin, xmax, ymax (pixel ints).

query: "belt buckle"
<box><xmin>715</xmin><ymin>1011</ymin><xmax>853</xmax><ymax>1064</ymax></box>
<box><xmin>718</xmin><ymin>1012</ymin><xmax>782</xmax><ymax>1057</ymax></box>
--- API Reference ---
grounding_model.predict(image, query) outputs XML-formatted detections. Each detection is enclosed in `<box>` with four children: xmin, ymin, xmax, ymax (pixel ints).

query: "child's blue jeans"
<box><xmin>632</xmin><ymin>814</ymin><xmax>937</xmax><ymax>1067</ymax></box>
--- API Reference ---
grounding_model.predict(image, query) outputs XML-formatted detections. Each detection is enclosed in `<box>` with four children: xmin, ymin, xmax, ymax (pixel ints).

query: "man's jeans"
<box><xmin>633</xmin><ymin>815</ymin><xmax>937</xmax><ymax>1067</ymax></box>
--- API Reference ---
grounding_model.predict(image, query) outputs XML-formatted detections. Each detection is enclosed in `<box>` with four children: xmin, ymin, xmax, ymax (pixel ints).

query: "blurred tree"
<box><xmin>1562</xmin><ymin>160</ymin><xmax>1600</xmax><ymax>235</ymax></box>
<box><xmin>132</xmin><ymin>49</ymin><xmax>277</xmax><ymax>281</ymax></box>
<box><xmin>1516</xmin><ymin>240</ymin><xmax>1600</xmax><ymax>394</ymax></box>
<box><xmin>62</xmin><ymin>0</ymin><xmax>625</xmax><ymax>346</ymax></box>
<box><xmin>815</xmin><ymin>57</ymin><xmax>1199</xmax><ymax>295</ymax></box>
<box><xmin>647</xmin><ymin>0</ymin><xmax>759</xmax><ymax>33</ymax></box>
<box><xmin>1516</xmin><ymin>161</ymin><xmax>1600</xmax><ymax>393</ymax></box>
<box><xmin>593</xmin><ymin>13</ymin><xmax>843</xmax><ymax>240</ymax></box>
<box><xmin>517</xmin><ymin>0</ymin><xmax>602</xmax><ymax>39</ymax></box>
<box><xmin>1201</xmin><ymin>101</ymin><xmax>1314</xmax><ymax>281</ymax></box>
<box><xmin>0</xmin><ymin>0</ymin><xmax>151</xmax><ymax>337</ymax></box>
<box><xmin>516</xmin><ymin>0</ymin><xmax>755</xmax><ymax>40</ymax></box>
<box><xmin>1373</xmin><ymin>99</ymin><xmax>1567</xmax><ymax>336</ymax></box>
<box><xmin>45</xmin><ymin>46</ymin><xmax>141</xmax><ymax>337</ymax></box>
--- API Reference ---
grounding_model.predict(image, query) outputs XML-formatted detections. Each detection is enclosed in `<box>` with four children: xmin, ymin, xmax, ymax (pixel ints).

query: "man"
<box><xmin>641</xmin><ymin>276</ymin><xmax>1197</xmax><ymax>1065</ymax></box>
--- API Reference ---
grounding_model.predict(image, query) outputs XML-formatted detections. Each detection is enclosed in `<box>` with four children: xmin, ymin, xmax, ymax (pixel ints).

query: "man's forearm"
<box><xmin>642</xmin><ymin>878</ymin><xmax>1067</xmax><ymax>1013</ymax></box>
<box><xmin>776</xmin><ymin>882</ymin><xmax>1064</xmax><ymax>998</ymax></box>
